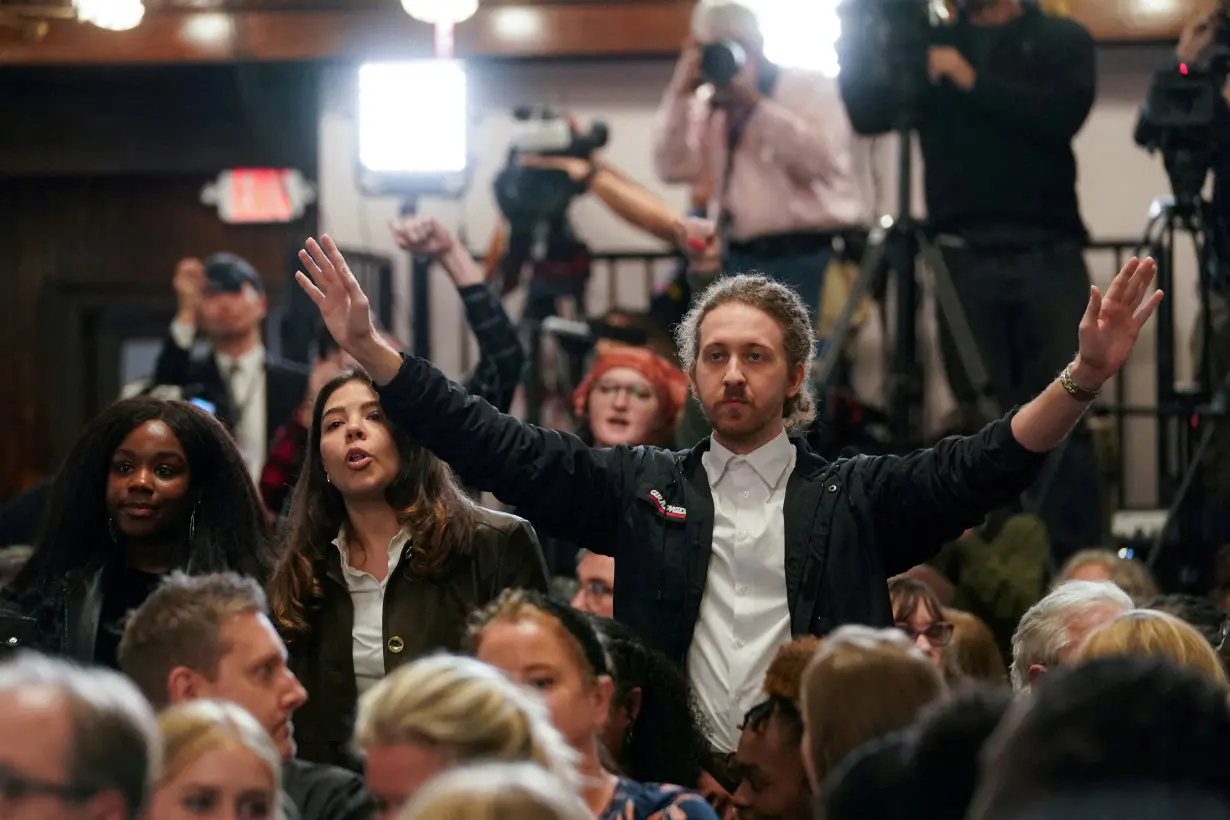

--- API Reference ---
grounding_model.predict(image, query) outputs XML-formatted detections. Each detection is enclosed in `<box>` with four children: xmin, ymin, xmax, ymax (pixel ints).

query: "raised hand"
<box><xmin>676</xmin><ymin>216</ymin><xmax>722</xmax><ymax>275</ymax></box>
<box><xmin>390</xmin><ymin>215</ymin><xmax>456</xmax><ymax>258</ymax></box>
<box><xmin>173</xmin><ymin>257</ymin><xmax>206</xmax><ymax>325</ymax></box>
<box><xmin>1074</xmin><ymin>257</ymin><xmax>1163</xmax><ymax>387</ymax></box>
<box><xmin>295</xmin><ymin>235</ymin><xmax>377</xmax><ymax>356</ymax></box>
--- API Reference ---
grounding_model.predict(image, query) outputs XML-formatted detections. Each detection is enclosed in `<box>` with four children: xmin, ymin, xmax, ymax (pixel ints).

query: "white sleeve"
<box><xmin>169</xmin><ymin>320</ymin><xmax>196</xmax><ymax>350</ymax></box>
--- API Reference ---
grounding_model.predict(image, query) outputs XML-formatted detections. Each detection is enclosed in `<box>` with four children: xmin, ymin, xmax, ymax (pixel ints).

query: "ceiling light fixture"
<box><xmin>400</xmin><ymin>0</ymin><xmax>478</xmax><ymax>57</ymax></box>
<box><xmin>74</xmin><ymin>0</ymin><xmax>145</xmax><ymax>31</ymax></box>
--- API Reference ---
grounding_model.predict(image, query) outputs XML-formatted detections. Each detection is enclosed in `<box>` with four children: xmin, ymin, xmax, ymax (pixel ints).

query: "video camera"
<box><xmin>835</xmin><ymin>0</ymin><xmax>951</xmax><ymax>134</ymax></box>
<box><xmin>1134</xmin><ymin>31</ymin><xmax>1230</xmax><ymax>204</ymax></box>
<box><xmin>493</xmin><ymin>107</ymin><xmax>609</xmax><ymax>225</ymax></box>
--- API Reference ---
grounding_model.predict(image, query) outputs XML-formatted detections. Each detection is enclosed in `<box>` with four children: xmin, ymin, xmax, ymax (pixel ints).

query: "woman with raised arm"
<box><xmin>267</xmin><ymin>307</ymin><xmax>549</xmax><ymax>768</ymax></box>
<box><xmin>0</xmin><ymin>397</ymin><xmax>272</xmax><ymax>668</ymax></box>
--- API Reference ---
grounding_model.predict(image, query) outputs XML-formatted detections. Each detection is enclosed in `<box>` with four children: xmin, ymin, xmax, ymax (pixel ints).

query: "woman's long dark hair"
<box><xmin>590</xmin><ymin>615</ymin><xmax>714</xmax><ymax>788</ymax></box>
<box><xmin>10</xmin><ymin>397</ymin><xmax>273</xmax><ymax>592</ymax></box>
<box><xmin>270</xmin><ymin>370</ymin><xmax>476</xmax><ymax>637</ymax></box>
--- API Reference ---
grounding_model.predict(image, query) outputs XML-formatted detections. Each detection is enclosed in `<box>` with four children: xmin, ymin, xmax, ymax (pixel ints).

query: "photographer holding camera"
<box><xmin>652</xmin><ymin>0</ymin><xmax>864</xmax><ymax>325</ymax></box>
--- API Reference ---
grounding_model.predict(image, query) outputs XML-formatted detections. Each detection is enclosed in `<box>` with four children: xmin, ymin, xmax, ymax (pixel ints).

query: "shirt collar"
<box><xmin>331</xmin><ymin>525</ymin><xmax>411</xmax><ymax>573</ymax></box>
<box><xmin>704</xmin><ymin>428</ymin><xmax>794</xmax><ymax>489</ymax></box>
<box><xmin>216</xmin><ymin>344</ymin><xmax>265</xmax><ymax>374</ymax></box>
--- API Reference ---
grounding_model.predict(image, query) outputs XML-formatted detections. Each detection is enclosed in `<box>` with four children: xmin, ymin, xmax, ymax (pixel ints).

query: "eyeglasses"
<box><xmin>895</xmin><ymin>621</ymin><xmax>954</xmax><ymax>647</ymax></box>
<box><xmin>0</xmin><ymin>766</ymin><xmax>96</xmax><ymax>805</ymax></box>
<box><xmin>594</xmin><ymin>381</ymin><xmax>656</xmax><ymax>403</ymax></box>
<box><xmin>578</xmin><ymin>579</ymin><xmax>614</xmax><ymax>600</ymax></box>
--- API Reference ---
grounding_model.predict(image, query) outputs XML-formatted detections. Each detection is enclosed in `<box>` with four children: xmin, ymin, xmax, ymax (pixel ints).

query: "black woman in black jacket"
<box><xmin>0</xmin><ymin>397</ymin><xmax>274</xmax><ymax>667</ymax></box>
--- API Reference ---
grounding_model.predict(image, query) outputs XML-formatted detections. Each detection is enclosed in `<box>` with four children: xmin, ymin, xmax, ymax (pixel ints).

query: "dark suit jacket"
<box><xmin>151</xmin><ymin>331</ymin><xmax>309</xmax><ymax>459</ymax></box>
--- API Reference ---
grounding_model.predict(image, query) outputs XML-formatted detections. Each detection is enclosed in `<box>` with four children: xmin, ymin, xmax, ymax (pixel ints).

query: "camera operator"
<box><xmin>914</xmin><ymin>0</ymin><xmax>1099</xmax><ymax>557</ymax></box>
<box><xmin>652</xmin><ymin>0</ymin><xmax>864</xmax><ymax>324</ymax></box>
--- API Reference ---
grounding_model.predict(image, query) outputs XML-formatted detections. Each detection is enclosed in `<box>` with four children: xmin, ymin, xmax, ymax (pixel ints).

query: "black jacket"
<box><xmin>375</xmin><ymin>356</ymin><xmax>1048</xmax><ymax>664</ymax></box>
<box><xmin>288</xmin><ymin>506</ymin><xmax>548</xmax><ymax>769</ymax></box>
<box><xmin>283</xmin><ymin>758</ymin><xmax>373</xmax><ymax>820</ymax></box>
<box><xmin>924</xmin><ymin>4</ymin><xmax>1095</xmax><ymax>238</ymax></box>
<box><xmin>151</xmin><ymin>331</ymin><xmax>309</xmax><ymax>453</ymax></box>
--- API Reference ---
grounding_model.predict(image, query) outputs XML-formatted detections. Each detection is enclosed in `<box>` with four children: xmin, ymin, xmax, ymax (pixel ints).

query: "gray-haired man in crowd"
<box><xmin>0</xmin><ymin>652</ymin><xmax>159</xmax><ymax>820</ymax></box>
<box><xmin>1010</xmin><ymin>580</ymin><xmax>1134</xmax><ymax>693</ymax></box>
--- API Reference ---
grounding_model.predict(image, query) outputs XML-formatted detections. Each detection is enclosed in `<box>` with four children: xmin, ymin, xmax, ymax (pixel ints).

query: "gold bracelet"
<box><xmin>1059</xmin><ymin>366</ymin><xmax>1100</xmax><ymax>402</ymax></box>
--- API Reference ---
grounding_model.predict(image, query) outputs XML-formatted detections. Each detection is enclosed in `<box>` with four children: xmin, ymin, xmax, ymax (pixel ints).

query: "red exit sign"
<box><xmin>200</xmin><ymin>168</ymin><xmax>317</xmax><ymax>224</ymax></box>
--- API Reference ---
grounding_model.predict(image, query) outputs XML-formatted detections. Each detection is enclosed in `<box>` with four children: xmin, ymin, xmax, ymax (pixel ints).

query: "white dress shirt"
<box><xmin>170</xmin><ymin>321</ymin><xmax>268</xmax><ymax>483</ymax></box>
<box><xmin>687</xmin><ymin>429</ymin><xmax>796</xmax><ymax>752</ymax></box>
<box><xmin>332</xmin><ymin>526</ymin><xmax>411</xmax><ymax>695</ymax></box>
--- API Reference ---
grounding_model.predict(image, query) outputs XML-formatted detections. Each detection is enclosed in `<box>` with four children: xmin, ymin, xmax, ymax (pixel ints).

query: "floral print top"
<box><xmin>598</xmin><ymin>778</ymin><xmax>720</xmax><ymax>820</ymax></box>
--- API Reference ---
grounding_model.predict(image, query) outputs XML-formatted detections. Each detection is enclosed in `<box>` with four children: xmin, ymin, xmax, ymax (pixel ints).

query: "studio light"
<box><xmin>74</xmin><ymin>0</ymin><xmax>145</xmax><ymax>31</ymax></box>
<box><xmin>356</xmin><ymin>60</ymin><xmax>470</xmax><ymax>197</ymax></box>
<box><xmin>744</xmin><ymin>0</ymin><xmax>842</xmax><ymax>77</ymax></box>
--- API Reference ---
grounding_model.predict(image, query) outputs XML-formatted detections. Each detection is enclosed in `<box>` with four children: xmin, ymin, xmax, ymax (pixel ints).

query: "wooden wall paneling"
<box><xmin>0</xmin><ymin>62</ymin><xmax>321</xmax><ymax>500</ymax></box>
<box><xmin>0</xmin><ymin>0</ymin><xmax>1214</xmax><ymax>68</ymax></box>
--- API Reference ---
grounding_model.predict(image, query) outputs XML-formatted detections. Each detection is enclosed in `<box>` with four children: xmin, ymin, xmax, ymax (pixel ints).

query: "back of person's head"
<box><xmin>0</xmin><ymin>652</ymin><xmax>160</xmax><ymax>820</ymax></box>
<box><xmin>800</xmin><ymin>625</ymin><xmax>944</xmax><ymax>787</ymax></box>
<box><xmin>1146</xmin><ymin>593</ymin><xmax>1225</xmax><ymax>647</ymax></box>
<box><xmin>1055</xmin><ymin>549</ymin><xmax>1159</xmax><ymax>605</ymax></box>
<box><xmin>1012</xmin><ymin>789</ymin><xmax>1230</xmax><ymax>820</ymax></box>
<box><xmin>1009</xmin><ymin>580</ymin><xmax>1133</xmax><ymax>692</ymax></box>
<box><xmin>691</xmin><ymin>0</ymin><xmax>763</xmax><ymax>47</ymax></box>
<box><xmin>745</xmin><ymin>635</ymin><xmax>821</xmax><ymax>744</ymax></box>
<box><xmin>354</xmin><ymin>654</ymin><xmax>577</xmax><ymax>788</ymax></box>
<box><xmin>904</xmin><ymin>685</ymin><xmax>1014</xmax><ymax>820</ymax></box>
<box><xmin>118</xmin><ymin>571</ymin><xmax>268</xmax><ymax>708</ymax></box>
<box><xmin>590</xmin><ymin>615</ymin><xmax>712</xmax><ymax>787</ymax></box>
<box><xmin>1073</xmin><ymin>609</ymin><xmax>1228</xmax><ymax>688</ymax></box>
<box><xmin>398</xmin><ymin>762</ymin><xmax>591</xmax><ymax>820</ymax></box>
<box><xmin>970</xmin><ymin>656</ymin><xmax>1230</xmax><ymax>820</ymax></box>
<box><xmin>155</xmin><ymin>699</ymin><xmax>282</xmax><ymax>816</ymax></box>
<box><xmin>945</xmin><ymin>609</ymin><xmax>1007</xmax><ymax>683</ymax></box>
<box><xmin>818</xmin><ymin>732</ymin><xmax>912</xmax><ymax>820</ymax></box>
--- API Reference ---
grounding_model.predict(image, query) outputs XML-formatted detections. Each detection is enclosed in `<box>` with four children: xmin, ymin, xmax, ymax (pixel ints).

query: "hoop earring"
<box><xmin>188</xmin><ymin>505</ymin><xmax>197</xmax><ymax>549</ymax></box>
<box><xmin>107</xmin><ymin>518</ymin><xmax>118</xmax><ymax>544</ymax></box>
<box><xmin>326</xmin><ymin>474</ymin><xmax>332</xmax><ymax>484</ymax></box>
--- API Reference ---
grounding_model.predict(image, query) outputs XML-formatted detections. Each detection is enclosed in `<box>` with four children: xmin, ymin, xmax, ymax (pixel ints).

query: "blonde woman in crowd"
<box><xmin>354</xmin><ymin>653</ymin><xmax>578</xmax><ymax>820</ymax></box>
<box><xmin>946</xmin><ymin>608</ymin><xmax>1008</xmax><ymax>683</ymax></box>
<box><xmin>398</xmin><ymin>763</ymin><xmax>591</xmax><ymax>820</ymax></box>
<box><xmin>1073</xmin><ymin>609</ymin><xmax>1229</xmax><ymax>688</ymax></box>
<box><xmin>150</xmin><ymin>699</ymin><xmax>282</xmax><ymax>820</ymax></box>
<box><xmin>800</xmin><ymin>625</ymin><xmax>946</xmax><ymax>790</ymax></box>
<box><xmin>1054</xmin><ymin>549</ymin><xmax>1159</xmax><ymax>605</ymax></box>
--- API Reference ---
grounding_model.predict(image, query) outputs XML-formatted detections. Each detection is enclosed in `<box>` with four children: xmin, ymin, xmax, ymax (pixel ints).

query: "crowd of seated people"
<box><xmin>3</xmin><ymin>0</ymin><xmax>1230</xmax><ymax>817</ymax></box>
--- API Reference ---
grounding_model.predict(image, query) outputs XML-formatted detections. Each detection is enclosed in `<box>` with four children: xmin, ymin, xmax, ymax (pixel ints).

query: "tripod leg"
<box><xmin>917</xmin><ymin>237</ymin><xmax>1001</xmax><ymax>422</ymax></box>
<box><xmin>814</xmin><ymin>225</ymin><xmax>890</xmax><ymax>392</ymax></box>
<box><xmin>1147</xmin><ymin>417</ymin><xmax>1217</xmax><ymax>569</ymax></box>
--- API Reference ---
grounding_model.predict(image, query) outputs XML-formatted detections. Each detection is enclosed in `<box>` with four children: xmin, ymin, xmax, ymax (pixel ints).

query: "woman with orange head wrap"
<box><xmin>572</xmin><ymin>347</ymin><xmax>687</xmax><ymax>448</ymax></box>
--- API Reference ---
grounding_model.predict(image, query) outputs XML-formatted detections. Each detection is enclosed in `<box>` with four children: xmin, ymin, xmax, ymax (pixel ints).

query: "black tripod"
<box><xmin>814</xmin><ymin>127</ymin><xmax>999</xmax><ymax>443</ymax></box>
<box><xmin>1133</xmin><ymin>192</ymin><xmax>1215</xmax><ymax>507</ymax></box>
<box><xmin>1147</xmin><ymin>373</ymin><xmax>1230</xmax><ymax>571</ymax></box>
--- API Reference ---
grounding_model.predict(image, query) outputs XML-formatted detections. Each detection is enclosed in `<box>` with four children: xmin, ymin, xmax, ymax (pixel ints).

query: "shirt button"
<box><xmin>387</xmin><ymin>636</ymin><xmax>405</xmax><ymax>654</ymax></box>
<box><xmin>738</xmin><ymin>586</ymin><xmax>748</xmax><ymax>596</ymax></box>
<box><xmin>742</xmin><ymin>491</ymin><xmax>750</xmax><ymax>499</ymax></box>
<box><xmin>738</xmin><ymin>530</ymin><xmax>748</xmax><ymax>540</ymax></box>
<box><xmin>736</xmin><ymin>639</ymin><xmax>745</xmax><ymax>648</ymax></box>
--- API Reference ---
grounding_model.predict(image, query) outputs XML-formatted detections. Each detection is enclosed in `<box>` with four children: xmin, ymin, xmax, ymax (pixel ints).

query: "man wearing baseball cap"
<box><xmin>151</xmin><ymin>253</ymin><xmax>308</xmax><ymax>484</ymax></box>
